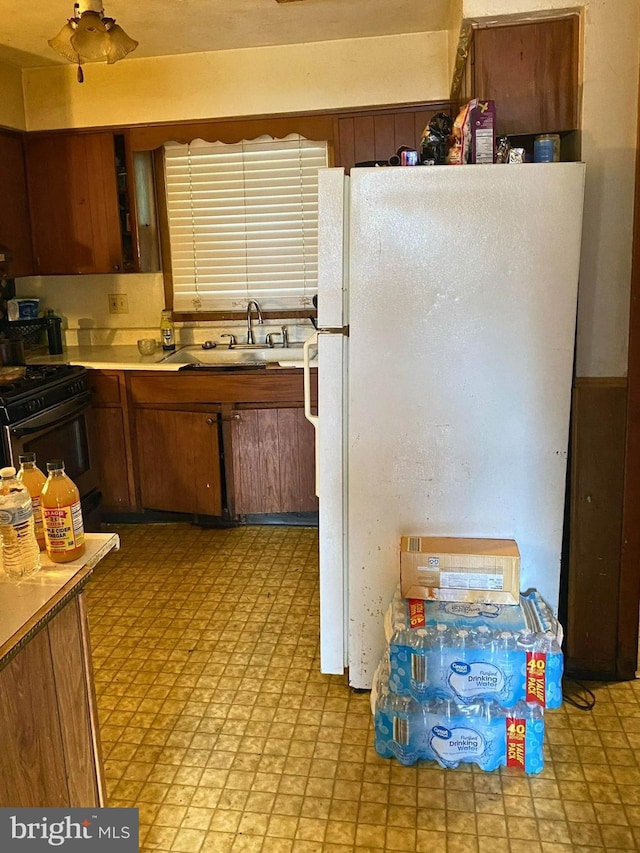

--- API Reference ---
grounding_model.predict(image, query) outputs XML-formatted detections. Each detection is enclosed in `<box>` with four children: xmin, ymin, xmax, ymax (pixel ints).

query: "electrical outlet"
<box><xmin>108</xmin><ymin>293</ymin><xmax>129</xmax><ymax>314</ymax></box>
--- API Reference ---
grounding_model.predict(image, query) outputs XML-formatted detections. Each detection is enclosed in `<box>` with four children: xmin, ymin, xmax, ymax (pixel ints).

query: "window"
<box><xmin>163</xmin><ymin>134</ymin><xmax>328</xmax><ymax>313</ymax></box>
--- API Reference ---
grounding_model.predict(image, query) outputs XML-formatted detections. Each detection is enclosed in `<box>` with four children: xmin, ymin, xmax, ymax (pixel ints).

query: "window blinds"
<box><xmin>163</xmin><ymin>135</ymin><xmax>328</xmax><ymax>313</ymax></box>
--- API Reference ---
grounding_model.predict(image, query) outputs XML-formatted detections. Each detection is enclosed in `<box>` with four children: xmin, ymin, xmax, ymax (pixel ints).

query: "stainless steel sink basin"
<box><xmin>161</xmin><ymin>342</ymin><xmax>305</xmax><ymax>366</ymax></box>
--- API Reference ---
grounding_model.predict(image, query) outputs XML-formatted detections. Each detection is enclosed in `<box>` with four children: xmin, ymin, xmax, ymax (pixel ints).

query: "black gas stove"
<box><xmin>0</xmin><ymin>364</ymin><xmax>88</xmax><ymax>425</ymax></box>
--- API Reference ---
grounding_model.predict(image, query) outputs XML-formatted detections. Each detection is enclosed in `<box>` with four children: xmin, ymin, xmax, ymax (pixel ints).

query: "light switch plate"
<box><xmin>109</xmin><ymin>293</ymin><xmax>129</xmax><ymax>314</ymax></box>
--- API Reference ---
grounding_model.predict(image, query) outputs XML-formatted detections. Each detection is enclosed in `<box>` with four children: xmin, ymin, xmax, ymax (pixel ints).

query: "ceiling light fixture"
<box><xmin>49</xmin><ymin>0</ymin><xmax>138</xmax><ymax>83</ymax></box>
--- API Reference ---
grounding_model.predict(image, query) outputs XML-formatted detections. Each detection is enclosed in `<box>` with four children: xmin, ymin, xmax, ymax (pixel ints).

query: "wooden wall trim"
<box><xmin>619</xmin><ymin>61</ymin><xmax>640</xmax><ymax>681</ymax></box>
<box><xmin>566</xmin><ymin>377</ymin><xmax>627</xmax><ymax>679</ymax></box>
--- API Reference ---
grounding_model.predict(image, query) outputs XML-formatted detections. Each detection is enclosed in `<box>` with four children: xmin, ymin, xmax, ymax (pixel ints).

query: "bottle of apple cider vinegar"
<box><xmin>17</xmin><ymin>452</ymin><xmax>47</xmax><ymax>550</ymax></box>
<box><xmin>41</xmin><ymin>459</ymin><xmax>86</xmax><ymax>562</ymax></box>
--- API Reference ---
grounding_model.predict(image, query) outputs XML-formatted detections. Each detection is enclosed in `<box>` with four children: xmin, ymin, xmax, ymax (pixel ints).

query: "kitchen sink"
<box><xmin>160</xmin><ymin>342</ymin><xmax>306</xmax><ymax>366</ymax></box>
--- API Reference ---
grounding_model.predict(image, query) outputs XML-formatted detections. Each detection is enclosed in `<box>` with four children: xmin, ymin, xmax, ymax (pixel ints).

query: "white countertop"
<box><xmin>0</xmin><ymin>533</ymin><xmax>120</xmax><ymax>661</ymax></box>
<box><xmin>29</xmin><ymin>344</ymin><xmax>311</xmax><ymax>371</ymax></box>
<box><xmin>29</xmin><ymin>345</ymin><xmax>180</xmax><ymax>371</ymax></box>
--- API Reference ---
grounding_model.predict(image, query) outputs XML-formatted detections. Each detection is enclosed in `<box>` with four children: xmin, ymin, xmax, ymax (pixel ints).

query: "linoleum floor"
<box><xmin>86</xmin><ymin>524</ymin><xmax>640</xmax><ymax>853</ymax></box>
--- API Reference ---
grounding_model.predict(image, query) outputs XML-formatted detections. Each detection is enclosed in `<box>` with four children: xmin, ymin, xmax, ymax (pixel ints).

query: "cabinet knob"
<box><xmin>232</xmin><ymin>412</ymin><xmax>241</xmax><ymax>421</ymax></box>
<box><xmin>206</xmin><ymin>417</ymin><xmax>215</xmax><ymax>425</ymax></box>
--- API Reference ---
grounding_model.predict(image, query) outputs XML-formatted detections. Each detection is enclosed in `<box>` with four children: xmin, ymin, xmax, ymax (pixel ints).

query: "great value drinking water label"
<box><xmin>0</xmin><ymin>504</ymin><xmax>33</xmax><ymax>526</ymax></box>
<box><xmin>506</xmin><ymin>717</ymin><xmax>527</xmax><ymax>770</ymax></box>
<box><xmin>447</xmin><ymin>660</ymin><xmax>506</xmax><ymax>700</ymax></box>
<box><xmin>407</xmin><ymin>599</ymin><xmax>426</xmax><ymax>628</ymax></box>
<box><xmin>526</xmin><ymin>652</ymin><xmax>547</xmax><ymax>706</ymax></box>
<box><xmin>428</xmin><ymin>724</ymin><xmax>486</xmax><ymax>767</ymax></box>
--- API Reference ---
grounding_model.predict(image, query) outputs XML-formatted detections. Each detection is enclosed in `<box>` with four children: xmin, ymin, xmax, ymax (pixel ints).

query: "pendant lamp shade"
<box><xmin>48</xmin><ymin>2</ymin><xmax>138</xmax><ymax>76</ymax></box>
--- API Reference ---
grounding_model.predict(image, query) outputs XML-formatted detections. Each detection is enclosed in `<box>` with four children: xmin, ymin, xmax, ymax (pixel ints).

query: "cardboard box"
<box><xmin>468</xmin><ymin>99</ymin><xmax>496</xmax><ymax>164</ymax></box>
<box><xmin>400</xmin><ymin>536</ymin><xmax>520</xmax><ymax>605</ymax></box>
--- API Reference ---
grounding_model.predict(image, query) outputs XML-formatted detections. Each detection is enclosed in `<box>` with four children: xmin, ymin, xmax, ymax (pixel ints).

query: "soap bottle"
<box><xmin>160</xmin><ymin>309</ymin><xmax>175</xmax><ymax>351</ymax></box>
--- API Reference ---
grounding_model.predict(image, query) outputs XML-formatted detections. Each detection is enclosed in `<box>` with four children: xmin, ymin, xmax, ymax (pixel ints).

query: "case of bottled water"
<box><xmin>384</xmin><ymin>588</ymin><xmax>563</xmax><ymax>708</ymax></box>
<box><xmin>372</xmin><ymin>655</ymin><xmax>545</xmax><ymax>773</ymax></box>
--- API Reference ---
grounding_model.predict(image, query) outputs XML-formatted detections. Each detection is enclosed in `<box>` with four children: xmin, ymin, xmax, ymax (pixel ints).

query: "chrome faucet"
<box><xmin>246</xmin><ymin>299</ymin><xmax>263</xmax><ymax>345</ymax></box>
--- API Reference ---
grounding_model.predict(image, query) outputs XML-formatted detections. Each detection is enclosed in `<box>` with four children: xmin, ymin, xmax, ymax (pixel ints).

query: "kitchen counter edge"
<box><xmin>27</xmin><ymin>345</ymin><xmax>311</xmax><ymax>371</ymax></box>
<box><xmin>0</xmin><ymin>532</ymin><xmax>120</xmax><ymax>668</ymax></box>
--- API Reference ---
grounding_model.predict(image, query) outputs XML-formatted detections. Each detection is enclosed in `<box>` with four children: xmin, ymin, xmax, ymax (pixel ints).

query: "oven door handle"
<box><xmin>9</xmin><ymin>392</ymin><xmax>92</xmax><ymax>438</ymax></box>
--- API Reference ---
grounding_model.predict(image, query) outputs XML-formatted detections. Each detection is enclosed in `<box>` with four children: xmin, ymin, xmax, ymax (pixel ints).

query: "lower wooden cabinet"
<box><xmin>0</xmin><ymin>593</ymin><xmax>105</xmax><ymax>807</ymax></box>
<box><xmin>231</xmin><ymin>406</ymin><xmax>318</xmax><ymax>515</ymax></box>
<box><xmin>135</xmin><ymin>408</ymin><xmax>222</xmax><ymax>516</ymax></box>
<box><xmin>90</xmin><ymin>369</ymin><xmax>317</xmax><ymax>519</ymax></box>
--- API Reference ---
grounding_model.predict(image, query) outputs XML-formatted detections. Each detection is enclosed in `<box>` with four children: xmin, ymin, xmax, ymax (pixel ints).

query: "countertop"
<box><xmin>28</xmin><ymin>345</ymin><xmax>311</xmax><ymax>371</ymax></box>
<box><xmin>29</xmin><ymin>345</ymin><xmax>183</xmax><ymax>371</ymax></box>
<box><xmin>0</xmin><ymin>532</ymin><xmax>120</xmax><ymax>665</ymax></box>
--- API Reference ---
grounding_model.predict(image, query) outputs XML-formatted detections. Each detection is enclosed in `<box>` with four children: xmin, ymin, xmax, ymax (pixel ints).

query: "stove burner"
<box><xmin>0</xmin><ymin>363</ymin><xmax>89</xmax><ymax>425</ymax></box>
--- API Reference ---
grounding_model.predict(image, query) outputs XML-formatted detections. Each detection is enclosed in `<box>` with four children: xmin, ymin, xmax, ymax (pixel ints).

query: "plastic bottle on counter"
<box><xmin>41</xmin><ymin>459</ymin><xmax>85</xmax><ymax>563</ymax></box>
<box><xmin>0</xmin><ymin>465</ymin><xmax>41</xmax><ymax>579</ymax></box>
<box><xmin>17</xmin><ymin>452</ymin><xmax>47</xmax><ymax>550</ymax></box>
<box><xmin>160</xmin><ymin>309</ymin><xmax>176</xmax><ymax>351</ymax></box>
<box><xmin>46</xmin><ymin>309</ymin><xmax>64</xmax><ymax>355</ymax></box>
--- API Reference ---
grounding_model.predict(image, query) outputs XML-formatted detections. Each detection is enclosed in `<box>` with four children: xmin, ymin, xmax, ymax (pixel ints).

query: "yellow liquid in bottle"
<box><xmin>17</xmin><ymin>462</ymin><xmax>47</xmax><ymax>551</ymax></box>
<box><xmin>41</xmin><ymin>467</ymin><xmax>86</xmax><ymax>563</ymax></box>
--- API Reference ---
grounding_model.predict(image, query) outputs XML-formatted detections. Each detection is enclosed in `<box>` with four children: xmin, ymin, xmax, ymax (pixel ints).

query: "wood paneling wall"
<box><xmin>619</xmin><ymin>64</ymin><xmax>640</xmax><ymax>680</ymax></box>
<box><xmin>565</xmin><ymin>378</ymin><xmax>628</xmax><ymax>678</ymax></box>
<box><xmin>335</xmin><ymin>106</ymin><xmax>448</xmax><ymax>168</ymax></box>
<box><xmin>127</xmin><ymin>102</ymin><xmax>454</xmax><ymax>173</ymax></box>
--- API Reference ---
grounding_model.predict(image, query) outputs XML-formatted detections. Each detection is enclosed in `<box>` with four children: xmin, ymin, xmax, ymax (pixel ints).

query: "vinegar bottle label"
<box><xmin>43</xmin><ymin>500</ymin><xmax>85</xmax><ymax>553</ymax></box>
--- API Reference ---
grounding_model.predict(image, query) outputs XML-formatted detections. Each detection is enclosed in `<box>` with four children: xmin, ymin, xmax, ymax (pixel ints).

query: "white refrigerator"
<box><xmin>303</xmin><ymin>164</ymin><xmax>586</xmax><ymax>689</ymax></box>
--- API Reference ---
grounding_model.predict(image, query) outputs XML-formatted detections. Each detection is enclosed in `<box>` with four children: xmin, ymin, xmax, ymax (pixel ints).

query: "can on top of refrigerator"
<box><xmin>534</xmin><ymin>134</ymin><xmax>560</xmax><ymax>163</ymax></box>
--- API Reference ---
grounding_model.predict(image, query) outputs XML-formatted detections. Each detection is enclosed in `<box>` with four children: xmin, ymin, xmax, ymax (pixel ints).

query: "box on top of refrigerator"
<box><xmin>400</xmin><ymin>536</ymin><xmax>520</xmax><ymax>606</ymax></box>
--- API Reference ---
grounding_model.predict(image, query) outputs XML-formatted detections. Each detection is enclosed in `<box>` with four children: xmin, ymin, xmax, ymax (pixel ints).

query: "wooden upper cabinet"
<box><xmin>25</xmin><ymin>131</ymin><xmax>124</xmax><ymax>275</ymax></box>
<box><xmin>471</xmin><ymin>17</ymin><xmax>580</xmax><ymax>136</ymax></box>
<box><xmin>0</xmin><ymin>130</ymin><xmax>34</xmax><ymax>277</ymax></box>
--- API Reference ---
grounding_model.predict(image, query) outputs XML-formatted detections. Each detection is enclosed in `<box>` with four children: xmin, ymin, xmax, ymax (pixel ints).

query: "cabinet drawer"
<box><xmin>89</xmin><ymin>371</ymin><xmax>122</xmax><ymax>405</ymax></box>
<box><xmin>129</xmin><ymin>370</ymin><xmax>314</xmax><ymax>405</ymax></box>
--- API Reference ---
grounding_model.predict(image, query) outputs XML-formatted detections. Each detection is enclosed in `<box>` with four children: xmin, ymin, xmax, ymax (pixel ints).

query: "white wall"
<box><xmin>464</xmin><ymin>0</ymin><xmax>640</xmax><ymax>378</ymax></box>
<box><xmin>0</xmin><ymin>59</ymin><xmax>25</xmax><ymax>130</ymax></box>
<box><xmin>22</xmin><ymin>33</ymin><xmax>449</xmax><ymax>132</ymax></box>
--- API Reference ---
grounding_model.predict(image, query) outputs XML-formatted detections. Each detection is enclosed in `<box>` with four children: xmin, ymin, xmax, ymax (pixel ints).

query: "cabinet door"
<box><xmin>473</xmin><ymin>17</ymin><xmax>579</xmax><ymax>135</ymax></box>
<box><xmin>90</xmin><ymin>408</ymin><xmax>134</xmax><ymax>512</ymax></box>
<box><xmin>26</xmin><ymin>132</ymin><xmax>123</xmax><ymax>274</ymax></box>
<box><xmin>231</xmin><ymin>406</ymin><xmax>318</xmax><ymax>515</ymax></box>
<box><xmin>0</xmin><ymin>131</ymin><xmax>34</xmax><ymax>277</ymax></box>
<box><xmin>89</xmin><ymin>370</ymin><xmax>136</xmax><ymax>512</ymax></box>
<box><xmin>135</xmin><ymin>408</ymin><xmax>222</xmax><ymax>516</ymax></box>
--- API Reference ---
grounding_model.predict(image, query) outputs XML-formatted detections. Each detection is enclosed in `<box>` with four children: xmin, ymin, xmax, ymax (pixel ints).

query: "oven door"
<box><xmin>4</xmin><ymin>391</ymin><xmax>100</xmax><ymax>512</ymax></box>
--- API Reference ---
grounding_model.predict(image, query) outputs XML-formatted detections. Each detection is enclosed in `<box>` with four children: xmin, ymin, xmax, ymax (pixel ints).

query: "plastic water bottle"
<box><xmin>473</xmin><ymin>625</ymin><xmax>495</xmax><ymax>651</ymax></box>
<box><xmin>410</xmin><ymin>628</ymin><xmax>432</xmax><ymax>691</ymax></box>
<box><xmin>0</xmin><ymin>466</ymin><xmax>41</xmax><ymax>579</ymax></box>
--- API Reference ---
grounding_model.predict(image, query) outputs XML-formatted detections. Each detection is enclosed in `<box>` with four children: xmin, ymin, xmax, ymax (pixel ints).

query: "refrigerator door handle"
<box><xmin>303</xmin><ymin>331</ymin><xmax>320</xmax><ymax>495</ymax></box>
<box><xmin>303</xmin><ymin>330</ymin><xmax>319</xmax><ymax>428</ymax></box>
<box><xmin>304</xmin><ymin>327</ymin><xmax>349</xmax><ymax>496</ymax></box>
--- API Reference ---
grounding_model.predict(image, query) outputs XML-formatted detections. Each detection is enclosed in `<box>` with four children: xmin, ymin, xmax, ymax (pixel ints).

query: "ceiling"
<box><xmin>0</xmin><ymin>0</ymin><xmax>452</xmax><ymax>70</ymax></box>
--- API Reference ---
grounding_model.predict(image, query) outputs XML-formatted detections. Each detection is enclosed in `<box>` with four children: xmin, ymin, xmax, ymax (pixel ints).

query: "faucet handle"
<box><xmin>220</xmin><ymin>333</ymin><xmax>236</xmax><ymax>348</ymax></box>
<box><xmin>265</xmin><ymin>331</ymin><xmax>282</xmax><ymax>348</ymax></box>
<box><xmin>281</xmin><ymin>325</ymin><xmax>289</xmax><ymax>348</ymax></box>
